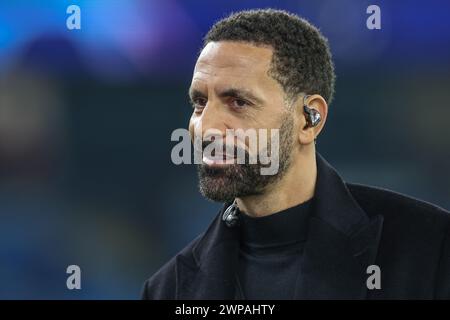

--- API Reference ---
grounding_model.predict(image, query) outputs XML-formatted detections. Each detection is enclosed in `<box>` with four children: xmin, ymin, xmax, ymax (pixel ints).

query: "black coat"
<box><xmin>142</xmin><ymin>153</ymin><xmax>450</xmax><ymax>299</ymax></box>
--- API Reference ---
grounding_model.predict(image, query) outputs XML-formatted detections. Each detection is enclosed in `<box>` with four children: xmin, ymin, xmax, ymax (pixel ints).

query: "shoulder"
<box><xmin>347</xmin><ymin>182</ymin><xmax>450</xmax><ymax>229</ymax></box>
<box><xmin>141</xmin><ymin>233</ymin><xmax>203</xmax><ymax>300</ymax></box>
<box><xmin>141</xmin><ymin>205</ymin><xmax>228</xmax><ymax>300</ymax></box>
<box><xmin>346</xmin><ymin>182</ymin><xmax>450</xmax><ymax>255</ymax></box>
<box><xmin>347</xmin><ymin>183</ymin><xmax>450</xmax><ymax>297</ymax></box>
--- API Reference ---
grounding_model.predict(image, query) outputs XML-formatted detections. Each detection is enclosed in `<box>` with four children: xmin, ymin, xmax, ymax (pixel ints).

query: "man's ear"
<box><xmin>295</xmin><ymin>94</ymin><xmax>328</xmax><ymax>145</ymax></box>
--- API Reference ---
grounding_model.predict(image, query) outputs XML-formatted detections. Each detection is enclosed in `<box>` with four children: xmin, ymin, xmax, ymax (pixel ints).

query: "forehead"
<box><xmin>191</xmin><ymin>41</ymin><xmax>275</xmax><ymax>90</ymax></box>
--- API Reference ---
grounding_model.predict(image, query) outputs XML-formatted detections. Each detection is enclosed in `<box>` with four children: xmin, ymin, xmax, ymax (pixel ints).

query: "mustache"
<box><xmin>200</xmin><ymin>141</ymin><xmax>249</xmax><ymax>157</ymax></box>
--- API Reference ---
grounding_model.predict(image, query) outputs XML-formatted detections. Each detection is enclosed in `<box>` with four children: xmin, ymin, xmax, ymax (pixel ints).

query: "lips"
<box><xmin>201</xmin><ymin>142</ymin><xmax>248</xmax><ymax>166</ymax></box>
<box><xmin>202</xmin><ymin>152</ymin><xmax>236</xmax><ymax>165</ymax></box>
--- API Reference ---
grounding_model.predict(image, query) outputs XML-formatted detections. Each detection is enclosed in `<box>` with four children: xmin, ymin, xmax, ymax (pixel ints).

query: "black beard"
<box><xmin>196</xmin><ymin>115</ymin><xmax>294</xmax><ymax>203</ymax></box>
<box><xmin>197</xmin><ymin>162</ymin><xmax>266</xmax><ymax>202</ymax></box>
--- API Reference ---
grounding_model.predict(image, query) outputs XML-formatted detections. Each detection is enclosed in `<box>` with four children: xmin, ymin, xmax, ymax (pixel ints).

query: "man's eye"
<box><xmin>191</xmin><ymin>97</ymin><xmax>207</xmax><ymax>114</ymax></box>
<box><xmin>193</xmin><ymin>97</ymin><xmax>207</xmax><ymax>107</ymax></box>
<box><xmin>230</xmin><ymin>98</ymin><xmax>249</xmax><ymax>109</ymax></box>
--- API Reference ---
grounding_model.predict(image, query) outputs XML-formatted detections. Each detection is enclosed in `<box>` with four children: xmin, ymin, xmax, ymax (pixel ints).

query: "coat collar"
<box><xmin>176</xmin><ymin>152</ymin><xmax>384</xmax><ymax>299</ymax></box>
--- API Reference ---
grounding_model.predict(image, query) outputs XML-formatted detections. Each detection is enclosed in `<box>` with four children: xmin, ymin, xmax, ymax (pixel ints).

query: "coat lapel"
<box><xmin>294</xmin><ymin>153</ymin><xmax>384</xmax><ymax>299</ymax></box>
<box><xmin>176</xmin><ymin>152</ymin><xmax>384</xmax><ymax>299</ymax></box>
<box><xmin>176</xmin><ymin>203</ymin><xmax>240</xmax><ymax>299</ymax></box>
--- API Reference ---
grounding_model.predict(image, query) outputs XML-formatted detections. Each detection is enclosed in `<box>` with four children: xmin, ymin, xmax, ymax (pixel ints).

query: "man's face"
<box><xmin>188</xmin><ymin>41</ymin><xmax>296</xmax><ymax>202</ymax></box>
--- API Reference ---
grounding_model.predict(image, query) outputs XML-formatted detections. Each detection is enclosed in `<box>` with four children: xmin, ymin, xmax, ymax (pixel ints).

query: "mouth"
<box><xmin>202</xmin><ymin>153</ymin><xmax>237</xmax><ymax>166</ymax></box>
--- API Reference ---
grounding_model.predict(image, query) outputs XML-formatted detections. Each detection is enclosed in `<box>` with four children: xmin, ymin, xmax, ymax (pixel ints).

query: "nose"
<box><xmin>194</xmin><ymin>100</ymin><xmax>228</xmax><ymax>140</ymax></box>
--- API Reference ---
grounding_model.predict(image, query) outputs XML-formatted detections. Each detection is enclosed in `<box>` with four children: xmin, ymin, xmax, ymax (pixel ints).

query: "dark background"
<box><xmin>0</xmin><ymin>0</ymin><xmax>449</xmax><ymax>298</ymax></box>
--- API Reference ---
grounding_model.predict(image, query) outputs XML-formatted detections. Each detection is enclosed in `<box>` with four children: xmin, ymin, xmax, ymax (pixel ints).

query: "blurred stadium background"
<box><xmin>0</xmin><ymin>0</ymin><xmax>449</xmax><ymax>299</ymax></box>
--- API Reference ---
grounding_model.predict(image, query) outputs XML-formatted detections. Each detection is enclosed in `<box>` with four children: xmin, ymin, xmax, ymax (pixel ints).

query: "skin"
<box><xmin>188</xmin><ymin>41</ymin><xmax>328</xmax><ymax>217</ymax></box>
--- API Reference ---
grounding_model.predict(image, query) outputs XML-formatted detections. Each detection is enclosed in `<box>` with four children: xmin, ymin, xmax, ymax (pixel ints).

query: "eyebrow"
<box><xmin>217</xmin><ymin>88</ymin><xmax>264</xmax><ymax>105</ymax></box>
<box><xmin>188</xmin><ymin>87</ymin><xmax>264</xmax><ymax>105</ymax></box>
<box><xmin>188</xmin><ymin>88</ymin><xmax>206</xmax><ymax>101</ymax></box>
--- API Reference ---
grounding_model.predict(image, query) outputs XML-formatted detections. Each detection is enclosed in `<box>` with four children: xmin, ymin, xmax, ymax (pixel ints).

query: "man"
<box><xmin>142</xmin><ymin>9</ymin><xmax>450</xmax><ymax>299</ymax></box>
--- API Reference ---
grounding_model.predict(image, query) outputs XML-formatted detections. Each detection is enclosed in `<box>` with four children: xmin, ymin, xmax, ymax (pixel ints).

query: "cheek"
<box><xmin>188</xmin><ymin>116</ymin><xmax>197</xmax><ymax>141</ymax></box>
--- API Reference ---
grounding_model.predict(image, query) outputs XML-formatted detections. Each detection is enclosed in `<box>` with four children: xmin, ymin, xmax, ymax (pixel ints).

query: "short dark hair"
<box><xmin>203</xmin><ymin>9</ymin><xmax>336</xmax><ymax>105</ymax></box>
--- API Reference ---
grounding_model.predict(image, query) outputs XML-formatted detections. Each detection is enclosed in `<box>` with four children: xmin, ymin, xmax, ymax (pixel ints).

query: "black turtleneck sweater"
<box><xmin>236</xmin><ymin>198</ymin><xmax>314</xmax><ymax>300</ymax></box>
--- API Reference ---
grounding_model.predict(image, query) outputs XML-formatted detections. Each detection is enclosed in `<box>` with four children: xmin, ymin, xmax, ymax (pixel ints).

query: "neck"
<box><xmin>236</xmin><ymin>147</ymin><xmax>317</xmax><ymax>218</ymax></box>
